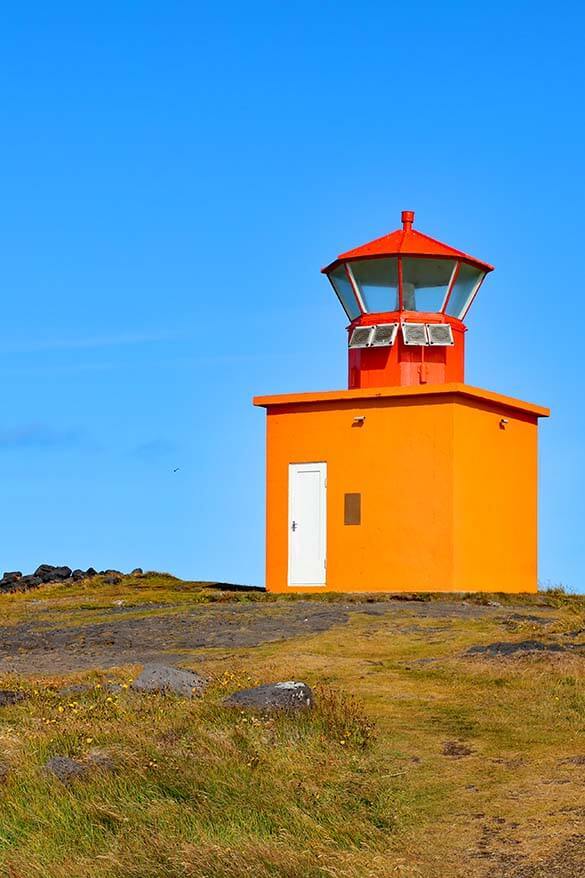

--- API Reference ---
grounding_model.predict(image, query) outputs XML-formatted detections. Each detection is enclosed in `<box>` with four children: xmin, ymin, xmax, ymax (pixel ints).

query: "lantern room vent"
<box><xmin>427</xmin><ymin>324</ymin><xmax>454</xmax><ymax>346</ymax></box>
<box><xmin>401</xmin><ymin>323</ymin><xmax>428</xmax><ymax>346</ymax></box>
<box><xmin>349</xmin><ymin>324</ymin><xmax>399</xmax><ymax>349</ymax></box>
<box><xmin>349</xmin><ymin>326</ymin><xmax>374</xmax><ymax>349</ymax></box>
<box><xmin>371</xmin><ymin>323</ymin><xmax>398</xmax><ymax>347</ymax></box>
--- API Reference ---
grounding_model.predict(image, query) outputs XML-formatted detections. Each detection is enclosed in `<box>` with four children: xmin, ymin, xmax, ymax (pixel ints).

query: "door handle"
<box><xmin>291</xmin><ymin>520</ymin><xmax>298</xmax><ymax>532</ymax></box>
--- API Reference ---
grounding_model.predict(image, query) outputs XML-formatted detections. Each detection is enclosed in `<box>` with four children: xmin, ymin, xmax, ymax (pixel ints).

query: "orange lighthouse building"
<box><xmin>254</xmin><ymin>212</ymin><xmax>549</xmax><ymax>594</ymax></box>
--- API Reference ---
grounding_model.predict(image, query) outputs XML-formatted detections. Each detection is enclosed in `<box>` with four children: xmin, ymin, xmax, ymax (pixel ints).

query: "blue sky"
<box><xmin>0</xmin><ymin>1</ymin><xmax>583</xmax><ymax>590</ymax></box>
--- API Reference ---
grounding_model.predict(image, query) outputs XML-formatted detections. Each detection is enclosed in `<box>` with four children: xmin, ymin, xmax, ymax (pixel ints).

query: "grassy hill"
<box><xmin>0</xmin><ymin>573</ymin><xmax>582</xmax><ymax>877</ymax></box>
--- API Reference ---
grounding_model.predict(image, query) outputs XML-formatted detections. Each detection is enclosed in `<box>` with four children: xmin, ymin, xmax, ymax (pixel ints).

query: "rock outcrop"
<box><xmin>131</xmin><ymin>663</ymin><xmax>207</xmax><ymax>698</ymax></box>
<box><xmin>223</xmin><ymin>681</ymin><xmax>314</xmax><ymax>712</ymax></box>
<box><xmin>0</xmin><ymin>564</ymin><xmax>141</xmax><ymax>593</ymax></box>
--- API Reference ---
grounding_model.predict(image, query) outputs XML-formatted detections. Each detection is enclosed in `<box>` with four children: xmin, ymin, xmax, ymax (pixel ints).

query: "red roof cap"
<box><xmin>322</xmin><ymin>211</ymin><xmax>494</xmax><ymax>274</ymax></box>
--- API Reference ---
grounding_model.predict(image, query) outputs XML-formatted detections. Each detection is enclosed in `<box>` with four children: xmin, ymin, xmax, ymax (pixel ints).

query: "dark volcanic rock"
<box><xmin>130</xmin><ymin>568</ymin><xmax>143</xmax><ymax>576</ymax></box>
<box><xmin>0</xmin><ymin>572</ymin><xmax>23</xmax><ymax>591</ymax></box>
<box><xmin>34</xmin><ymin>564</ymin><xmax>57</xmax><ymax>581</ymax></box>
<box><xmin>71</xmin><ymin>569</ymin><xmax>86</xmax><ymax>581</ymax></box>
<box><xmin>0</xmin><ymin>690</ymin><xmax>25</xmax><ymax>706</ymax></box>
<box><xmin>19</xmin><ymin>575</ymin><xmax>42</xmax><ymax>590</ymax></box>
<box><xmin>44</xmin><ymin>756</ymin><xmax>87</xmax><ymax>783</ymax></box>
<box><xmin>33</xmin><ymin>565</ymin><xmax>71</xmax><ymax>583</ymax></box>
<box><xmin>223</xmin><ymin>681</ymin><xmax>314</xmax><ymax>712</ymax></box>
<box><xmin>85</xmin><ymin>568</ymin><xmax>98</xmax><ymax>577</ymax></box>
<box><xmin>131</xmin><ymin>663</ymin><xmax>206</xmax><ymax>698</ymax></box>
<box><xmin>51</xmin><ymin>566</ymin><xmax>72</xmax><ymax>582</ymax></box>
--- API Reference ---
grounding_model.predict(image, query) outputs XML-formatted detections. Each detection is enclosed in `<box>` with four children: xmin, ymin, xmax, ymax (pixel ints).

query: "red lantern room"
<box><xmin>322</xmin><ymin>211</ymin><xmax>494</xmax><ymax>389</ymax></box>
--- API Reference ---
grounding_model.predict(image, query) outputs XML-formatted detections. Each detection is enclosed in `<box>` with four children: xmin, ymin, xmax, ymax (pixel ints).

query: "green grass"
<box><xmin>0</xmin><ymin>575</ymin><xmax>582</xmax><ymax>876</ymax></box>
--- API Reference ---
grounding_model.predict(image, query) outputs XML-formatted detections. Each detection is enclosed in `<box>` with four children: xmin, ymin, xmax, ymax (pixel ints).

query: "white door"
<box><xmin>288</xmin><ymin>462</ymin><xmax>327</xmax><ymax>586</ymax></box>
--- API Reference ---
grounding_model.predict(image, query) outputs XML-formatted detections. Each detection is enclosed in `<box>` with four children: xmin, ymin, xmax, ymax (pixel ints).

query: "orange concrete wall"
<box><xmin>262</xmin><ymin>392</ymin><xmax>541</xmax><ymax>594</ymax></box>
<box><xmin>452</xmin><ymin>399</ymin><xmax>538</xmax><ymax>592</ymax></box>
<box><xmin>265</xmin><ymin>396</ymin><xmax>456</xmax><ymax>593</ymax></box>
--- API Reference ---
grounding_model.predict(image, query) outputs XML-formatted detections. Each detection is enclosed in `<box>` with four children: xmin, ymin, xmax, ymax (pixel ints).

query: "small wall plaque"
<box><xmin>344</xmin><ymin>493</ymin><xmax>361</xmax><ymax>526</ymax></box>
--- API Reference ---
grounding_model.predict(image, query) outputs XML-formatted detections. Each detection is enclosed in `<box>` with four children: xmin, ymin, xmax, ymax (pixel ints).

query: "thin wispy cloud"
<box><xmin>0</xmin><ymin>424</ymin><xmax>95</xmax><ymax>451</ymax></box>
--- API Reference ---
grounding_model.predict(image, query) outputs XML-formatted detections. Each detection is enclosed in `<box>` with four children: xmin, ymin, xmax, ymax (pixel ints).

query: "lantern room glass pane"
<box><xmin>349</xmin><ymin>258</ymin><xmax>399</xmax><ymax>313</ymax></box>
<box><xmin>328</xmin><ymin>265</ymin><xmax>360</xmax><ymax>320</ymax></box>
<box><xmin>445</xmin><ymin>262</ymin><xmax>484</xmax><ymax>319</ymax></box>
<box><xmin>401</xmin><ymin>258</ymin><xmax>455</xmax><ymax>312</ymax></box>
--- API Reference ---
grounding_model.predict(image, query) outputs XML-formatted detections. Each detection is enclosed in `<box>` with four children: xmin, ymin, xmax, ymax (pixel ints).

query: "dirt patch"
<box><xmin>500</xmin><ymin>834</ymin><xmax>585</xmax><ymax>878</ymax></box>
<box><xmin>470</xmin><ymin>819</ymin><xmax>585</xmax><ymax>878</ymax></box>
<box><xmin>442</xmin><ymin>740</ymin><xmax>473</xmax><ymax>758</ymax></box>
<box><xmin>559</xmin><ymin>755</ymin><xmax>585</xmax><ymax>766</ymax></box>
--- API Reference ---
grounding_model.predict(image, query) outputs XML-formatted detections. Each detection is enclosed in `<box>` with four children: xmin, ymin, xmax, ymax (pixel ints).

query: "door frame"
<box><xmin>287</xmin><ymin>461</ymin><xmax>327</xmax><ymax>587</ymax></box>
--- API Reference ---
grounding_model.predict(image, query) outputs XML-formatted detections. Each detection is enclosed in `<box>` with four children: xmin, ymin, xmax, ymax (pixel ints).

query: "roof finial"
<box><xmin>401</xmin><ymin>210</ymin><xmax>415</xmax><ymax>231</ymax></box>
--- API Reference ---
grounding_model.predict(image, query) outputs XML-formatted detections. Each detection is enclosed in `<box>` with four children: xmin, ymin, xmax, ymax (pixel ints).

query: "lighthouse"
<box><xmin>254</xmin><ymin>212</ymin><xmax>549</xmax><ymax>594</ymax></box>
